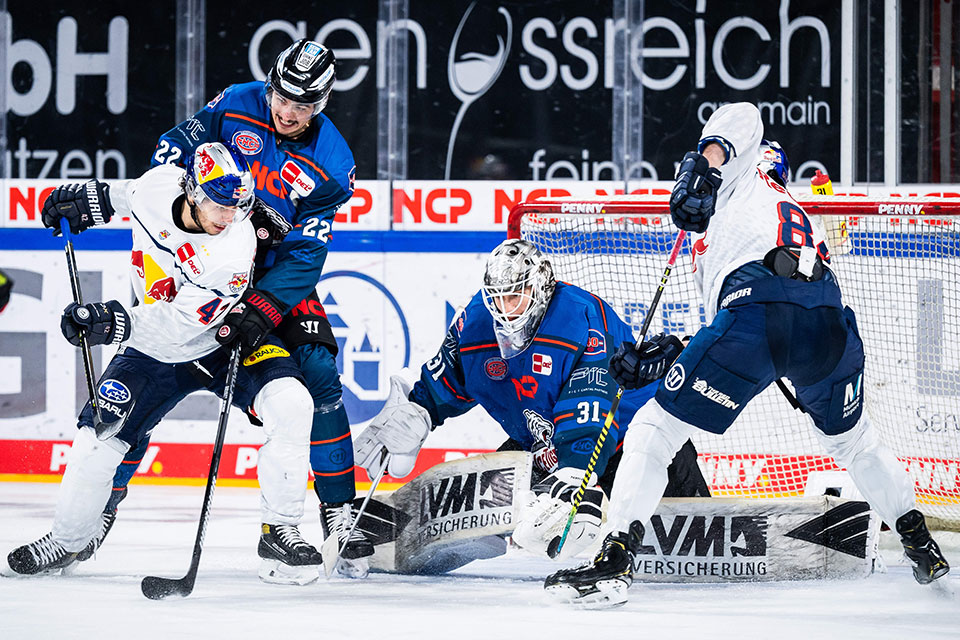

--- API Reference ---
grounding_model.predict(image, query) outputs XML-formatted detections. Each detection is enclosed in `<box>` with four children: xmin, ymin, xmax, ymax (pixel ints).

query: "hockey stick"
<box><xmin>141</xmin><ymin>344</ymin><xmax>242</xmax><ymax>600</ymax></box>
<box><xmin>321</xmin><ymin>450</ymin><xmax>390</xmax><ymax>578</ymax></box>
<box><xmin>60</xmin><ymin>218</ymin><xmax>104</xmax><ymax>428</ymax></box>
<box><xmin>550</xmin><ymin>229</ymin><xmax>687</xmax><ymax>558</ymax></box>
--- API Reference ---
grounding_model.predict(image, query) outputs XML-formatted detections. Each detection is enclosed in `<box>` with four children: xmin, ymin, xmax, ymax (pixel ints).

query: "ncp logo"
<box><xmin>318</xmin><ymin>271</ymin><xmax>410</xmax><ymax>422</ymax></box>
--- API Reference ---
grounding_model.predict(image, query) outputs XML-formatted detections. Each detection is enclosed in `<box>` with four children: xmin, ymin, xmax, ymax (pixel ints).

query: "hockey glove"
<box><xmin>354</xmin><ymin>375</ymin><xmax>432</xmax><ymax>479</ymax></box>
<box><xmin>41</xmin><ymin>180</ymin><xmax>115</xmax><ymax>235</ymax></box>
<box><xmin>669</xmin><ymin>151</ymin><xmax>722</xmax><ymax>233</ymax></box>
<box><xmin>513</xmin><ymin>468</ymin><xmax>606</xmax><ymax>562</ymax></box>
<box><xmin>215</xmin><ymin>288</ymin><xmax>284</xmax><ymax>357</ymax></box>
<box><xmin>0</xmin><ymin>268</ymin><xmax>12</xmax><ymax>314</ymax></box>
<box><xmin>609</xmin><ymin>333</ymin><xmax>685</xmax><ymax>389</ymax></box>
<box><xmin>250</xmin><ymin>199</ymin><xmax>293</xmax><ymax>251</ymax></box>
<box><xmin>61</xmin><ymin>301</ymin><xmax>130</xmax><ymax>346</ymax></box>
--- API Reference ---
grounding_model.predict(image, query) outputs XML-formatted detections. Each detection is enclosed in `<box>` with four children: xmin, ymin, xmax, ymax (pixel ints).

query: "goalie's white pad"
<box><xmin>512</xmin><ymin>467</ymin><xmax>606</xmax><ymax>562</ymax></box>
<box><xmin>354</xmin><ymin>375</ymin><xmax>431</xmax><ymax>479</ymax></box>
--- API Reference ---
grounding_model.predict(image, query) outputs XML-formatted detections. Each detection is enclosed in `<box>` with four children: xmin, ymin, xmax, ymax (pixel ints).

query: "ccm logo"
<box><xmin>280</xmin><ymin>161</ymin><xmax>315</xmax><ymax>196</ymax></box>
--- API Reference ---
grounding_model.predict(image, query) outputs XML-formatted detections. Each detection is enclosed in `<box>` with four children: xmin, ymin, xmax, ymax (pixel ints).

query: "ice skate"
<box><xmin>543</xmin><ymin>523</ymin><xmax>641</xmax><ymax>609</ymax></box>
<box><xmin>320</xmin><ymin>501</ymin><xmax>373</xmax><ymax>578</ymax></box>
<box><xmin>4</xmin><ymin>533</ymin><xmax>78</xmax><ymax>577</ymax></box>
<box><xmin>257</xmin><ymin>523</ymin><xmax>322</xmax><ymax>585</ymax></box>
<box><xmin>76</xmin><ymin>509</ymin><xmax>118</xmax><ymax>563</ymax></box>
<box><xmin>896</xmin><ymin>510</ymin><xmax>950</xmax><ymax>585</ymax></box>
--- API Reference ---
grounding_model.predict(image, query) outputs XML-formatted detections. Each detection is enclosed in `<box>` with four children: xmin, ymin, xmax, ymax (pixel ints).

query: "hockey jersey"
<box><xmin>409</xmin><ymin>282</ymin><xmax>658</xmax><ymax>475</ymax></box>
<box><xmin>109</xmin><ymin>164</ymin><xmax>256</xmax><ymax>363</ymax></box>
<box><xmin>150</xmin><ymin>81</ymin><xmax>355</xmax><ymax>313</ymax></box>
<box><xmin>691</xmin><ymin>102</ymin><xmax>832</xmax><ymax>320</ymax></box>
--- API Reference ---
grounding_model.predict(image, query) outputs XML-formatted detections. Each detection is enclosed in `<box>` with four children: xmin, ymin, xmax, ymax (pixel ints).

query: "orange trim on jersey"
<box><xmin>311</xmin><ymin>432</ymin><xmax>351</xmax><ymax>446</ymax></box>
<box><xmin>284</xmin><ymin>150</ymin><xmax>327</xmax><ymax>180</ymax></box>
<box><xmin>460</xmin><ymin>343</ymin><xmax>499</xmax><ymax>353</ymax></box>
<box><xmin>553</xmin><ymin>412</ymin><xmax>575</xmax><ymax>423</ymax></box>
<box><xmin>225</xmin><ymin>111</ymin><xmax>274</xmax><ymax>132</ymax></box>
<box><xmin>601</xmin><ymin>413</ymin><xmax>620</xmax><ymax>432</ymax></box>
<box><xmin>589</xmin><ymin>293</ymin><xmax>609</xmax><ymax>331</ymax></box>
<box><xmin>442</xmin><ymin>376</ymin><xmax>473</xmax><ymax>402</ymax></box>
<box><xmin>121</xmin><ymin>458</ymin><xmax>142</xmax><ymax>465</ymax></box>
<box><xmin>312</xmin><ymin>466</ymin><xmax>355</xmax><ymax>477</ymax></box>
<box><xmin>533</xmin><ymin>336</ymin><xmax>579</xmax><ymax>351</ymax></box>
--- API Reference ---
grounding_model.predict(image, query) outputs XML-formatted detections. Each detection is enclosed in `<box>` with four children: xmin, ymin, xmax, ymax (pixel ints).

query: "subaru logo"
<box><xmin>98</xmin><ymin>379</ymin><xmax>131</xmax><ymax>403</ymax></box>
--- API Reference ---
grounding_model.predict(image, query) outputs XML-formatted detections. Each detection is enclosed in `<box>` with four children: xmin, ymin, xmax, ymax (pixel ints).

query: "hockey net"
<box><xmin>509</xmin><ymin>194</ymin><xmax>960</xmax><ymax>530</ymax></box>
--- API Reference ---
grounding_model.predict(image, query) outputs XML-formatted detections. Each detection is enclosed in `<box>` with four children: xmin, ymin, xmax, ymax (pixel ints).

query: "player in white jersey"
<box><xmin>4</xmin><ymin>143</ymin><xmax>323</xmax><ymax>585</ymax></box>
<box><xmin>545</xmin><ymin>102</ymin><xmax>949</xmax><ymax>607</ymax></box>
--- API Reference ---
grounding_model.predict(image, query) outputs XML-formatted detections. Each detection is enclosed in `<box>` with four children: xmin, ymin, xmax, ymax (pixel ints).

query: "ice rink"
<box><xmin>1</xmin><ymin>482</ymin><xmax>958</xmax><ymax>640</ymax></box>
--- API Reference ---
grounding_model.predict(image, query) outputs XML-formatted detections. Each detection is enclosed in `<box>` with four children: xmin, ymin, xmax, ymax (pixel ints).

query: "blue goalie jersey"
<box><xmin>150</xmin><ymin>81</ymin><xmax>356</xmax><ymax>312</ymax></box>
<box><xmin>409</xmin><ymin>282</ymin><xmax>658</xmax><ymax>475</ymax></box>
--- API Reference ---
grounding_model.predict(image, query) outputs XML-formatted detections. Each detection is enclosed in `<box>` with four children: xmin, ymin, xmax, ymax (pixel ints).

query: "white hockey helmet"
<box><xmin>482</xmin><ymin>239</ymin><xmax>556</xmax><ymax>359</ymax></box>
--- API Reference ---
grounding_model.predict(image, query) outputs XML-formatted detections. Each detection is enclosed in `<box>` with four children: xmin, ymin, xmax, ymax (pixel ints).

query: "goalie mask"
<box><xmin>482</xmin><ymin>239</ymin><xmax>556</xmax><ymax>359</ymax></box>
<box><xmin>759</xmin><ymin>139</ymin><xmax>790</xmax><ymax>187</ymax></box>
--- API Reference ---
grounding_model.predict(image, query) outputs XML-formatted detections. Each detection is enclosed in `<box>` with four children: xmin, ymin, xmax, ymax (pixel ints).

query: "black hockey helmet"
<box><xmin>266</xmin><ymin>39</ymin><xmax>336</xmax><ymax>114</ymax></box>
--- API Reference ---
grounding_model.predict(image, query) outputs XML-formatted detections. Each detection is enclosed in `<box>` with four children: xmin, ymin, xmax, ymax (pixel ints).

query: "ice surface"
<box><xmin>1</xmin><ymin>482</ymin><xmax>958</xmax><ymax>640</ymax></box>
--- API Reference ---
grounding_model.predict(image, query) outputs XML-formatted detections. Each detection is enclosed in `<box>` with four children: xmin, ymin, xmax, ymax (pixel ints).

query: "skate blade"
<box><xmin>545</xmin><ymin>579</ymin><xmax>628</xmax><ymax>609</ymax></box>
<box><xmin>258</xmin><ymin>558</ymin><xmax>320</xmax><ymax>586</ymax></box>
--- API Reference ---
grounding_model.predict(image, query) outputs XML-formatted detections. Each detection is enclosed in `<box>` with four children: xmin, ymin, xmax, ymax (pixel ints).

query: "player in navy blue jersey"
<box><xmin>354</xmin><ymin>239</ymin><xmax>708</xmax><ymax>562</ymax></box>
<box><xmin>92</xmin><ymin>39</ymin><xmax>371</xmax><ymax>577</ymax></box>
<box><xmin>545</xmin><ymin>103</ymin><xmax>950</xmax><ymax>607</ymax></box>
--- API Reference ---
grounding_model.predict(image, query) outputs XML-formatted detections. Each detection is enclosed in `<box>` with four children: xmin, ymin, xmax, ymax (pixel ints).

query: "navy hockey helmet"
<box><xmin>184</xmin><ymin>142</ymin><xmax>255</xmax><ymax>223</ymax></box>
<box><xmin>759</xmin><ymin>139</ymin><xmax>790</xmax><ymax>187</ymax></box>
<box><xmin>266</xmin><ymin>39</ymin><xmax>336</xmax><ymax>115</ymax></box>
<box><xmin>482</xmin><ymin>239</ymin><xmax>556</xmax><ymax>359</ymax></box>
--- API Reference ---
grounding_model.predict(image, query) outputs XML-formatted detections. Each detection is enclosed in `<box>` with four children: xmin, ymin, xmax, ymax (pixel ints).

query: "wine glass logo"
<box><xmin>445</xmin><ymin>2</ymin><xmax>513</xmax><ymax>180</ymax></box>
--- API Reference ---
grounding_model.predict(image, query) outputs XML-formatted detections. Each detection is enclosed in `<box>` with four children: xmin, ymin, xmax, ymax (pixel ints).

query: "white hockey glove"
<box><xmin>353</xmin><ymin>375</ymin><xmax>432</xmax><ymax>479</ymax></box>
<box><xmin>512</xmin><ymin>467</ymin><xmax>607</xmax><ymax>562</ymax></box>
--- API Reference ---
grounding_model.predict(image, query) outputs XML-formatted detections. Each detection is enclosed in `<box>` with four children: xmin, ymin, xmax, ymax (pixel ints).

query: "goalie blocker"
<box><xmin>342</xmin><ymin>451</ymin><xmax>881</xmax><ymax>580</ymax></box>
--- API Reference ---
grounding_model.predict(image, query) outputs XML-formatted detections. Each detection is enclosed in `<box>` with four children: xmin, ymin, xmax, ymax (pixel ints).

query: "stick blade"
<box><xmin>320</xmin><ymin>534</ymin><xmax>339</xmax><ymax>579</ymax></box>
<box><xmin>141</xmin><ymin>575</ymin><xmax>194</xmax><ymax>600</ymax></box>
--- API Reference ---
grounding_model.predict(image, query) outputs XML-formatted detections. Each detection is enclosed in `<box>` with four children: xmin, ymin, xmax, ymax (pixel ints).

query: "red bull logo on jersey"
<box><xmin>281</xmin><ymin>160</ymin><xmax>316</xmax><ymax>197</ymax></box>
<box><xmin>147</xmin><ymin>277</ymin><xmax>176</xmax><ymax>303</ymax></box>
<box><xmin>131</xmin><ymin>250</ymin><xmax>144</xmax><ymax>278</ymax></box>
<box><xmin>176</xmin><ymin>242</ymin><xmax>205</xmax><ymax>276</ymax></box>
<box><xmin>228</xmin><ymin>272</ymin><xmax>248</xmax><ymax>294</ymax></box>
<box><xmin>232</xmin><ymin>130</ymin><xmax>263</xmax><ymax>155</ymax></box>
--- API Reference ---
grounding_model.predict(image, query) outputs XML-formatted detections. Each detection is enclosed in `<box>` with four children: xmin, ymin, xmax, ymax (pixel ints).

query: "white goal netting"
<box><xmin>511</xmin><ymin>195</ymin><xmax>960</xmax><ymax>529</ymax></box>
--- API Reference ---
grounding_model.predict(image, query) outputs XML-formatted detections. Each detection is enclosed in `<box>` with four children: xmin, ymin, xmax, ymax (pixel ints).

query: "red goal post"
<box><xmin>508</xmin><ymin>194</ymin><xmax>960</xmax><ymax>530</ymax></box>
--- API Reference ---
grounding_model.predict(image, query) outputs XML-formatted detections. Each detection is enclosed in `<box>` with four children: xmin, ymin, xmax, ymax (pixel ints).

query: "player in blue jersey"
<box><xmin>88</xmin><ymin>39</ymin><xmax>372</xmax><ymax>577</ymax></box>
<box><xmin>353</xmin><ymin>239</ymin><xmax>708</xmax><ymax>563</ymax></box>
<box><xmin>545</xmin><ymin>103</ymin><xmax>950</xmax><ymax>607</ymax></box>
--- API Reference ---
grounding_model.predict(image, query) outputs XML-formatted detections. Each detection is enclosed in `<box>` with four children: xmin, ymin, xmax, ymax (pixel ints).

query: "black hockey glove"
<box><xmin>609</xmin><ymin>333</ymin><xmax>685</xmax><ymax>389</ymax></box>
<box><xmin>0</xmin><ymin>268</ymin><xmax>12</xmax><ymax>314</ymax></box>
<box><xmin>215</xmin><ymin>288</ymin><xmax>284</xmax><ymax>357</ymax></box>
<box><xmin>250</xmin><ymin>199</ymin><xmax>293</xmax><ymax>251</ymax></box>
<box><xmin>61</xmin><ymin>300</ymin><xmax>130</xmax><ymax>346</ymax></box>
<box><xmin>669</xmin><ymin>151</ymin><xmax>722</xmax><ymax>234</ymax></box>
<box><xmin>41</xmin><ymin>180</ymin><xmax>115</xmax><ymax>236</ymax></box>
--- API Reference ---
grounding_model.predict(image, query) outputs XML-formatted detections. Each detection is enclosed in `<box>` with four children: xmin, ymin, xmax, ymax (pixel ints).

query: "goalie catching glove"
<box><xmin>512</xmin><ymin>468</ymin><xmax>606</xmax><ymax>562</ymax></box>
<box><xmin>354</xmin><ymin>375</ymin><xmax>432</xmax><ymax>479</ymax></box>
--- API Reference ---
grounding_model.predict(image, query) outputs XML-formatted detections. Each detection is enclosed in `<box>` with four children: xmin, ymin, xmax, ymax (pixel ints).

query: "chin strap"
<box><xmin>189</xmin><ymin>200</ymin><xmax>203</xmax><ymax>229</ymax></box>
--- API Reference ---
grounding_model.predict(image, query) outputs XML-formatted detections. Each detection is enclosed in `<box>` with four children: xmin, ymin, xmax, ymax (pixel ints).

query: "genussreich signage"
<box><xmin>7</xmin><ymin>2</ymin><xmax>841</xmax><ymax>182</ymax></box>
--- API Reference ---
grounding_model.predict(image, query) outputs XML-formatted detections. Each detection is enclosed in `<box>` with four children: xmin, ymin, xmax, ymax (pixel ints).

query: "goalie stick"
<box><xmin>550</xmin><ymin>229</ymin><xmax>687</xmax><ymax>558</ymax></box>
<box><xmin>322</xmin><ymin>450</ymin><xmax>390</xmax><ymax>578</ymax></box>
<box><xmin>60</xmin><ymin>218</ymin><xmax>104</xmax><ymax>429</ymax></box>
<box><xmin>141</xmin><ymin>344</ymin><xmax>242</xmax><ymax>600</ymax></box>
